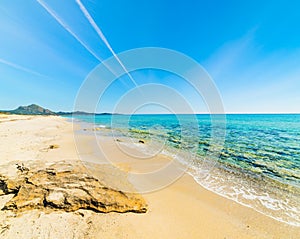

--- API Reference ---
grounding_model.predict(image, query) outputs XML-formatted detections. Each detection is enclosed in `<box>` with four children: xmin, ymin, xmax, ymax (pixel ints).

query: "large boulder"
<box><xmin>0</xmin><ymin>162</ymin><xmax>147</xmax><ymax>213</ymax></box>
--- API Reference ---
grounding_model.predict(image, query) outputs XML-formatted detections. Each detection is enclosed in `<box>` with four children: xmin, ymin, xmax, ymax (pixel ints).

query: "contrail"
<box><xmin>0</xmin><ymin>58</ymin><xmax>44</xmax><ymax>77</ymax></box>
<box><xmin>76</xmin><ymin>0</ymin><xmax>138</xmax><ymax>87</ymax></box>
<box><xmin>36</xmin><ymin>1</ymin><xmax>100</xmax><ymax>62</ymax></box>
<box><xmin>36</xmin><ymin>0</ymin><xmax>118</xmax><ymax>76</ymax></box>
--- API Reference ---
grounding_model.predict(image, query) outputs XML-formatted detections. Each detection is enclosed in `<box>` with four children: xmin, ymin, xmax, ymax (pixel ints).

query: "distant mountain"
<box><xmin>57</xmin><ymin>111</ymin><xmax>116</xmax><ymax>116</ymax></box>
<box><xmin>0</xmin><ymin>104</ymin><xmax>119</xmax><ymax>116</ymax></box>
<box><xmin>9</xmin><ymin>104</ymin><xmax>56</xmax><ymax>115</ymax></box>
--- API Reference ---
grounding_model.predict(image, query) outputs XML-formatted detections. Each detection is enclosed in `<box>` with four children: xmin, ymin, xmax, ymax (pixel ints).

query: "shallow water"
<box><xmin>68</xmin><ymin>114</ymin><xmax>300</xmax><ymax>226</ymax></box>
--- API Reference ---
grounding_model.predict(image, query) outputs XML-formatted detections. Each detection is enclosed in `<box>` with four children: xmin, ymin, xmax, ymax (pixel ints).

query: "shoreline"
<box><xmin>0</xmin><ymin>114</ymin><xmax>299</xmax><ymax>238</ymax></box>
<box><xmin>76</xmin><ymin>117</ymin><xmax>300</xmax><ymax>227</ymax></box>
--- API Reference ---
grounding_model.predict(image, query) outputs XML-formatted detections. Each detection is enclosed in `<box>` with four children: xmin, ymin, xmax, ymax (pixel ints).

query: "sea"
<box><xmin>66</xmin><ymin>114</ymin><xmax>300</xmax><ymax>226</ymax></box>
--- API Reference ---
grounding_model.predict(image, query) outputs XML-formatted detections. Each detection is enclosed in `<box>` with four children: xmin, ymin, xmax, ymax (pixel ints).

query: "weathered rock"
<box><xmin>0</xmin><ymin>162</ymin><xmax>147</xmax><ymax>214</ymax></box>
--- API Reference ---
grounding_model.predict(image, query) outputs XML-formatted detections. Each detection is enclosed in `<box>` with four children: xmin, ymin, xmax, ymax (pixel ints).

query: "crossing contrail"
<box><xmin>36</xmin><ymin>0</ymin><xmax>119</xmax><ymax>76</ymax></box>
<box><xmin>0</xmin><ymin>58</ymin><xmax>44</xmax><ymax>77</ymax></box>
<box><xmin>36</xmin><ymin>0</ymin><xmax>100</xmax><ymax>63</ymax></box>
<box><xmin>75</xmin><ymin>0</ymin><xmax>138</xmax><ymax>87</ymax></box>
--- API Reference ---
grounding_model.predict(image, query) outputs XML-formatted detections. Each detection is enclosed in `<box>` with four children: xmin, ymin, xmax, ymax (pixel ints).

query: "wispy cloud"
<box><xmin>234</xmin><ymin>50</ymin><xmax>300</xmax><ymax>99</ymax></box>
<box><xmin>0</xmin><ymin>58</ymin><xmax>44</xmax><ymax>77</ymax></box>
<box><xmin>203</xmin><ymin>29</ymin><xmax>300</xmax><ymax>113</ymax></box>
<box><xmin>204</xmin><ymin>28</ymin><xmax>258</xmax><ymax>80</ymax></box>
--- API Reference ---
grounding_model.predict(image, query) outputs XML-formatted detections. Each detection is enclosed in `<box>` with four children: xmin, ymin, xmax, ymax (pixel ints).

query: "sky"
<box><xmin>0</xmin><ymin>0</ymin><xmax>300</xmax><ymax>113</ymax></box>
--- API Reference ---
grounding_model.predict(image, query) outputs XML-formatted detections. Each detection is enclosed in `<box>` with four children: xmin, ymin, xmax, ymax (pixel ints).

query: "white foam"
<box><xmin>96</xmin><ymin>125</ymin><xmax>106</xmax><ymax>128</ymax></box>
<box><xmin>189</xmin><ymin>169</ymin><xmax>300</xmax><ymax>227</ymax></box>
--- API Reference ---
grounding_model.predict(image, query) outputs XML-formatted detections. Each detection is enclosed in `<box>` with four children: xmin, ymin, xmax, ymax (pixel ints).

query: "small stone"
<box><xmin>49</xmin><ymin>144</ymin><xmax>59</xmax><ymax>149</ymax></box>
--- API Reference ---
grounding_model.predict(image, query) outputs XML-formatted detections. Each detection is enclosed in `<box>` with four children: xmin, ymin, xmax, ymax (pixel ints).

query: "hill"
<box><xmin>0</xmin><ymin>104</ymin><xmax>118</xmax><ymax>116</ymax></box>
<box><xmin>8</xmin><ymin>104</ymin><xmax>56</xmax><ymax>115</ymax></box>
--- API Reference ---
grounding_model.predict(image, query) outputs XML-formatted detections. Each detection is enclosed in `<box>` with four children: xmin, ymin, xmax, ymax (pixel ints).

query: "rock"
<box><xmin>49</xmin><ymin>144</ymin><xmax>59</xmax><ymax>149</ymax></box>
<box><xmin>91</xmin><ymin>127</ymin><xmax>106</xmax><ymax>131</ymax></box>
<box><xmin>0</xmin><ymin>162</ymin><xmax>147</xmax><ymax>214</ymax></box>
<box><xmin>138</xmin><ymin>140</ymin><xmax>145</xmax><ymax>144</ymax></box>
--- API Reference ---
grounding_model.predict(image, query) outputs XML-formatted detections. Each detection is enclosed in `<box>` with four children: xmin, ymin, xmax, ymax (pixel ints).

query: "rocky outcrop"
<box><xmin>0</xmin><ymin>162</ymin><xmax>147</xmax><ymax>214</ymax></box>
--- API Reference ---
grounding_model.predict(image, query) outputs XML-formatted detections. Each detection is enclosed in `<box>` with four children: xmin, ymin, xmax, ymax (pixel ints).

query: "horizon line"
<box><xmin>68</xmin><ymin>112</ymin><xmax>300</xmax><ymax>115</ymax></box>
<box><xmin>1</xmin><ymin>104</ymin><xmax>299</xmax><ymax>115</ymax></box>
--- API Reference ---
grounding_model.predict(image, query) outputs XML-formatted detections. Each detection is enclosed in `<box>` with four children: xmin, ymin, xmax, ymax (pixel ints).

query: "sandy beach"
<box><xmin>0</xmin><ymin>114</ymin><xmax>299</xmax><ymax>239</ymax></box>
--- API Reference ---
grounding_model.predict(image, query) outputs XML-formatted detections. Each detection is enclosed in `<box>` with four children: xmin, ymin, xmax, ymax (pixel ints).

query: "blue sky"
<box><xmin>0</xmin><ymin>0</ymin><xmax>299</xmax><ymax>113</ymax></box>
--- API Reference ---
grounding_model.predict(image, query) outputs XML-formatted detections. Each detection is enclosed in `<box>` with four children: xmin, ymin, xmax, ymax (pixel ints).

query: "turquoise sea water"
<box><xmin>68</xmin><ymin>114</ymin><xmax>300</xmax><ymax>226</ymax></box>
